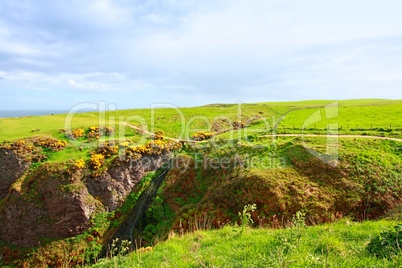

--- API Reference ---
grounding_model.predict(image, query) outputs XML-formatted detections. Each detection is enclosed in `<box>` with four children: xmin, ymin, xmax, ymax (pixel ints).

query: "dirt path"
<box><xmin>122</xmin><ymin>123</ymin><xmax>202</xmax><ymax>143</ymax></box>
<box><xmin>123</xmin><ymin>123</ymin><xmax>402</xmax><ymax>144</ymax></box>
<box><xmin>261</xmin><ymin>134</ymin><xmax>402</xmax><ymax>143</ymax></box>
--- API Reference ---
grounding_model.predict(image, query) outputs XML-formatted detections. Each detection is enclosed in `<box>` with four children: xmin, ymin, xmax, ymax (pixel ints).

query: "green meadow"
<box><xmin>1</xmin><ymin>99</ymin><xmax>401</xmax><ymax>142</ymax></box>
<box><xmin>277</xmin><ymin>104</ymin><xmax>402</xmax><ymax>130</ymax></box>
<box><xmin>91</xmin><ymin>218</ymin><xmax>402</xmax><ymax>268</ymax></box>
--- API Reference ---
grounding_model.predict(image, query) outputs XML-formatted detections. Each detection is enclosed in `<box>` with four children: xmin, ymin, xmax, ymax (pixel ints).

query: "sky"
<box><xmin>1</xmin><ymin>0</ymin><xmax>402</xmax><ymax>111</ymax></box>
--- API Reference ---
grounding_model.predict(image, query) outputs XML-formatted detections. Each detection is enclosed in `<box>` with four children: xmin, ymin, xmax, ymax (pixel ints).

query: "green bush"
<box><xmin>367</xmin><ymin>223</ymin><xmax>402</xmax><ymax>258</ymax></box>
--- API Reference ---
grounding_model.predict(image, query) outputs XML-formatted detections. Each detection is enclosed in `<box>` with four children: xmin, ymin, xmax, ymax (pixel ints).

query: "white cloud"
<box><xmin>1</xmin><ymin>0</ymin><xmax>402</xmax><ymax>109</ymax></box>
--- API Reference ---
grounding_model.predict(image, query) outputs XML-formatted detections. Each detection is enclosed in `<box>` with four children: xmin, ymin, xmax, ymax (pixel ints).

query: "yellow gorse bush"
<box><xmin>7</xmin><ymin>140</ymin><xmax>28</xmax><ymax>152</ymax></box>
<box><xmin>120</xmin><ymin>142</ymin><xmax>130</xmax><ymax>147</ymax></box>
<box><xmin>97</xmin><ymin>142</ymin><xmax>119</xmax><ymax>158</ymax></box>
<box><xmin>72</xmin><ymin>128</ymin><xmax>84</xmax><ymax>138</ymax></box>
<box><xmin>89</xmin><ymin>126</ymin><xmax>99</xmax><ymax>133</ymax></box>
<box><xmin>73</xmin><ymin>159</ymin><xmax>85</xmax><ymax>169</ymax></box>
<box><xmin>233</xmin><ymin>121</ymin><xmax>246</xmax><ymax>129</ymax></box>
<box><xmin>33</xmin><ymin>138</ymin><xmax>67</xmax><ymax>152</ymax></box>
<box><xmin>87</xmin><ymin>126</ymin><xmax>115</xmax><ymax>140</ymax></box>
<box><xmin>89</xmin><ymin>154</ymin><xmax>105</xmax><ymax>170</ymax></box>
<box><xmin>124</xmin><ymin>132</ymin><xmax>182</xmax><ymax>160</ymax></box>
<box><xmin>15</xmin><ymin>140</ymin><xmax>25</xmax><ymax>146</ymax></box>
<box><xmin>154</xmin><ymin>131</ymin><xmax>165</xmax><ymax>140</ymax></box>
<box><xmin>191</xmin><ymin>131</ymin><xmax>214</xmax><ymax>141</ymax></box>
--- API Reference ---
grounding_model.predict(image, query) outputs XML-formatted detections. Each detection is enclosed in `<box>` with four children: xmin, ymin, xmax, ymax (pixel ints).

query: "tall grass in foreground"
<box><xmin>91</xmin><ymin>219</ymin><xmax>401</xmax><ymax>267</ymax></box>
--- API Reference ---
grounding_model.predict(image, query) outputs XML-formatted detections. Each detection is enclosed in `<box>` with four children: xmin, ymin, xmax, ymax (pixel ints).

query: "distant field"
<box><xmin>0</xmin><ymin>104</ymin><xmax>289</xmax><ymax>141</ymax></box>
<box><xmin>1</xmin><ymin>99</ymin><xmax>401</xmax><ymax>141</ymax></box>
<box><xmin>277</xmin><ymin>104</ymin><xmax>402</xmax><ymax>130</ymax></box>
<box><xmin>258</xmin><ymin>99</ymin><xmax>402</xmax><ymax>107</ymax></box>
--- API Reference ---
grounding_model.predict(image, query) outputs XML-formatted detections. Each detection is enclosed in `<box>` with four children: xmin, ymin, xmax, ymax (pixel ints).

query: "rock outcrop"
<box><xmin>0</xmin><ymin>165</ymin><xmax>100</xmax><ymax>247</ymax></box>
<box><xmin>0</xmin><ymin>148</ymin><xmax>29</xmax><ymax>199</ymax></box>
<box><xmin>0</xmin><ymin>153</ymin><xmax>169</xmax><ymax>247</ymax></box>
<box><xmin>87</xmin><ymin>155</ymin><xmax>169</xmax><ymax>211</ymax></box>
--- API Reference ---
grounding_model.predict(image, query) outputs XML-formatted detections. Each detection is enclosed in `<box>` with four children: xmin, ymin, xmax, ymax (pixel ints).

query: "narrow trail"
<box><xmin>261</xmin><ymin>134</ymin><xmax>402</xmax><ymax>143</ymax></box>
<box><xmin>123</xmin><ymin>123</ymin><xmax>402</xmax><ymax>143</ymax></box>
<box><xmin>122</xmin><ymin>122</ymin><xmax>235</xmax><ymax>143</ymax></box>
<box><xmin>122</xmin><ymin>123</ymin><xmax>198</xmax><ymax>143</ymax></box>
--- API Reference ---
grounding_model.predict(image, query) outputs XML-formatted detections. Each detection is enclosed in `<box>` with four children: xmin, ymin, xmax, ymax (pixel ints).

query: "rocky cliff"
<box><xmin>0</xmin><ymin>148</ymin><xmax>29</xmax><ymax>199</ymax></box>
<box><xmin>0</xmin><ymin>151</ymin><xmax>169</xmax><ymax>247</ymax></box>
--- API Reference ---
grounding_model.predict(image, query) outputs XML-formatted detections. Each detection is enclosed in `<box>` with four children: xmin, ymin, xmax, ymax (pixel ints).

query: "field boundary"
<box><xmin>261</xmin><ymin>134</ymin><xmax>402</xmax><ymax>143</ymax></box>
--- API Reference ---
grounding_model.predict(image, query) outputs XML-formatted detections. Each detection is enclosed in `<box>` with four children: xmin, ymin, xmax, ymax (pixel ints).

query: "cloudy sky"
<box><xmin>1</xmin><ymin>0</ymin><xmax>402</xmax><ymax>110</ymax></box>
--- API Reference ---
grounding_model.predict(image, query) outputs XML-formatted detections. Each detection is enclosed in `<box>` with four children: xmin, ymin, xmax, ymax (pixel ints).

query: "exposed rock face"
<box><xmin>0</xmin><ymin>154</ymin><xmax>169</xmax><ymax>247</ymax></box>
<box><xmin>0</xmin><ymin>171</ymin><xmax>99</xmax><ymax>247</ymax></box>
<box><xmin>0</xmin><ymin>148</ymin><xmax>29</xmax><ymax>199</ymax></box>
<box><xmin>87</xmin><ymin>155</ymin><xmax>169</xmax><ymax>211</ymax></box>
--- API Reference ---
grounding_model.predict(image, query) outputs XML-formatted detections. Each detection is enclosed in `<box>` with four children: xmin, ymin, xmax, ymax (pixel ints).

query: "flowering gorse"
<box><xmin>191</xmin><ymin>131</ymin><xmax>215</xmax><ymax>141</ymax></box>
<box><xmin>72</xmin><ymin>128</ymin><xmax>84</xmax><ymax>138</ymax></box>
<box><xmin>33</xmin><ymin>138</ymin><xmax>67</xmax><ymax>152</ymax></box>
<box><xmin>89</xmin><ymin>154</ymin><xmax>105</xmax><ymax>170</ymax></box>
<box><xmin>73</xmin><ymin>159</ymin><xmax>85</xmax><ymax>169</ymax></box>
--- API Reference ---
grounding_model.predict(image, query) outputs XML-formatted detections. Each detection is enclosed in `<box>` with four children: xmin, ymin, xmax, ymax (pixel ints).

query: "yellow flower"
<box><xmin>73</xmin><ymin>159</ymin><xmax>85</xmax><ymax>169</ymax></box>
<box><xmin>72</xmin><ymin>128</ymin><xmax>84</xmax><ymax>138</ymax></box>
<box><xmin>89</xmin><ymin>154</ymin><xmax>105</xmax><ymax>169</ymax></box>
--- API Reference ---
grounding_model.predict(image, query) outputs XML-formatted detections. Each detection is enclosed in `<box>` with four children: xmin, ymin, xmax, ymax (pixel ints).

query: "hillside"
<box><xmin>0</xmin><ymin>99</ymin><xmax>401</xmax><ymax>267</ymax></box>
<box><xmin>91</xmin><ymin>219</ymin><xmax>402</xmax><ymax>267</ymax></box>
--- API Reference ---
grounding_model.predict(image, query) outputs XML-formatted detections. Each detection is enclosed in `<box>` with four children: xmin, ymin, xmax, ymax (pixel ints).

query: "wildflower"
<box><xmin>72</xmin><ymin>128</ymin><xmax>84</xmax><ymax>138</ymax></box>
<box><xmin>191</xmin><ymin>131</ymin><xmax>214</xmax><ymax>141</ymax></box>
<box><xmin>89</xmin><ymin>154</ymin><xmax>105</xmax><ymax>170</ymax></box>
<box><xmin>73</xmin><ymin>159</ymin><xmax>85</xmax><ymax>169</ymax></box>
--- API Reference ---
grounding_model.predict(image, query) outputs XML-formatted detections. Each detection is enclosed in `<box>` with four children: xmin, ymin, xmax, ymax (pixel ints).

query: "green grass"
<box><xmin>90</xmin><ymin>219</ymin><xmax>402</xmax><ymax>267</ymax></box>
<box><xmin>277</xmin><ymin>104</ymin><xmax>402</xmax><ymax>133</ymax></box>
<box><xmin>45</xmin><ymin>145</ymin><xmax>93</xmax><ymax>163</ymax></box>
<box><xmin>1</xmin><ymin>99</ymin><xmax>401</xmax><ymax>143</ymax></box>
<box><xmin>0</xmin><ymin>104</ymin><xmax>287</xmax><ymax>141</ymax></box>
<box><xmin>258</xmin><ymin>99</ymin><xmax>402</xmax><ymax>107</ymax></box>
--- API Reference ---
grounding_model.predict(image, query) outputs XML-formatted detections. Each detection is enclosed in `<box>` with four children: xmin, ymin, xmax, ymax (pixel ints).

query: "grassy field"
<box><xmin>1</xmin><ymin>99</ymin><xmax>401</xmax><ymax>142</ymax></box>
<box><xmin>277</xmin><ymin>104</ymin><xmax>402</xmax><ymax>130</ymax></box>
<box><xmin>0</xmin><ymin>104</ymin><xmax>288</xmax><ymax>141</ymax></box>
<box><xmin>257</xmin><ymin>99</ymin><xmax>402</xmax><ymax>107</ymax></box>
<box><xmin>0</xmin><ymin>98</ymin><xmax>401</xmax><ymax>170</ymax></box>
<box><xmin>91</xmin><ymin>218</ymin><xmax>402</xmax><ymax>267</ymax></box>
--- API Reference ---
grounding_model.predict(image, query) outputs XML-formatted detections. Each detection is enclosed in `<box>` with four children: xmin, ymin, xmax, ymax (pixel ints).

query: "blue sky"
<box><xmin>1</xmin><ymin>0</ymin><xmax>402</xmax><ymax>110</ymax></box>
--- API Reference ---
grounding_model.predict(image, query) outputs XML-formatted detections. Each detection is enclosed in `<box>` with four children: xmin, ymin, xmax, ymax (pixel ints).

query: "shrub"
<box><xmin>191</xmin><ymin>131</ymin><xmax>214</xmax><ymax>141</ymax></box>
<box><xmin>74</xmin><ymin>160</ymin><xmax>85</xmax><ymax>169</ymax></box>
<box><xmin>33</xmin><ymin>138</ymin><xmax>67</xmax><ymax>152</ymax></box>
<box><xmin>233</xmin><ymin>121</ymin><xmax>246</xmax><ymax>129</ymax></box>
<box><xmin>367</xmin><ymin>223</ymin><xmax>402</xmax><ymax>258</ymax></box>
<box><xmin>238</xmin><ymin>204</ymin><xmax>256</xmax><ymax>228</ymax></box>
<box><xmin>154</xmin><ymin>131</ymin><xmax>165</xmax><ymax>140</ymax></box>
<box><xmin>89</xmin><ymin>154</ymin><xmax>105</xmax><ymax>170</ymax></box>
<box><xmin>124</xmin><ymin>136</ymin><xmax>182</xmax><ymax>160</ymax></box>
<box><xmin>97</xmin><ymin>142</ymin><xmax>119</xmax><ymax>158</ymax></box>
<box><xmin>87</xmin><ymin>126</ymin><xmax>116</xmax><ymax>141</ymax></box>
<box><xmin>72</xmin><ymin>128</ymin><xmax>84</xmax><ymax>138</ymax></box>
